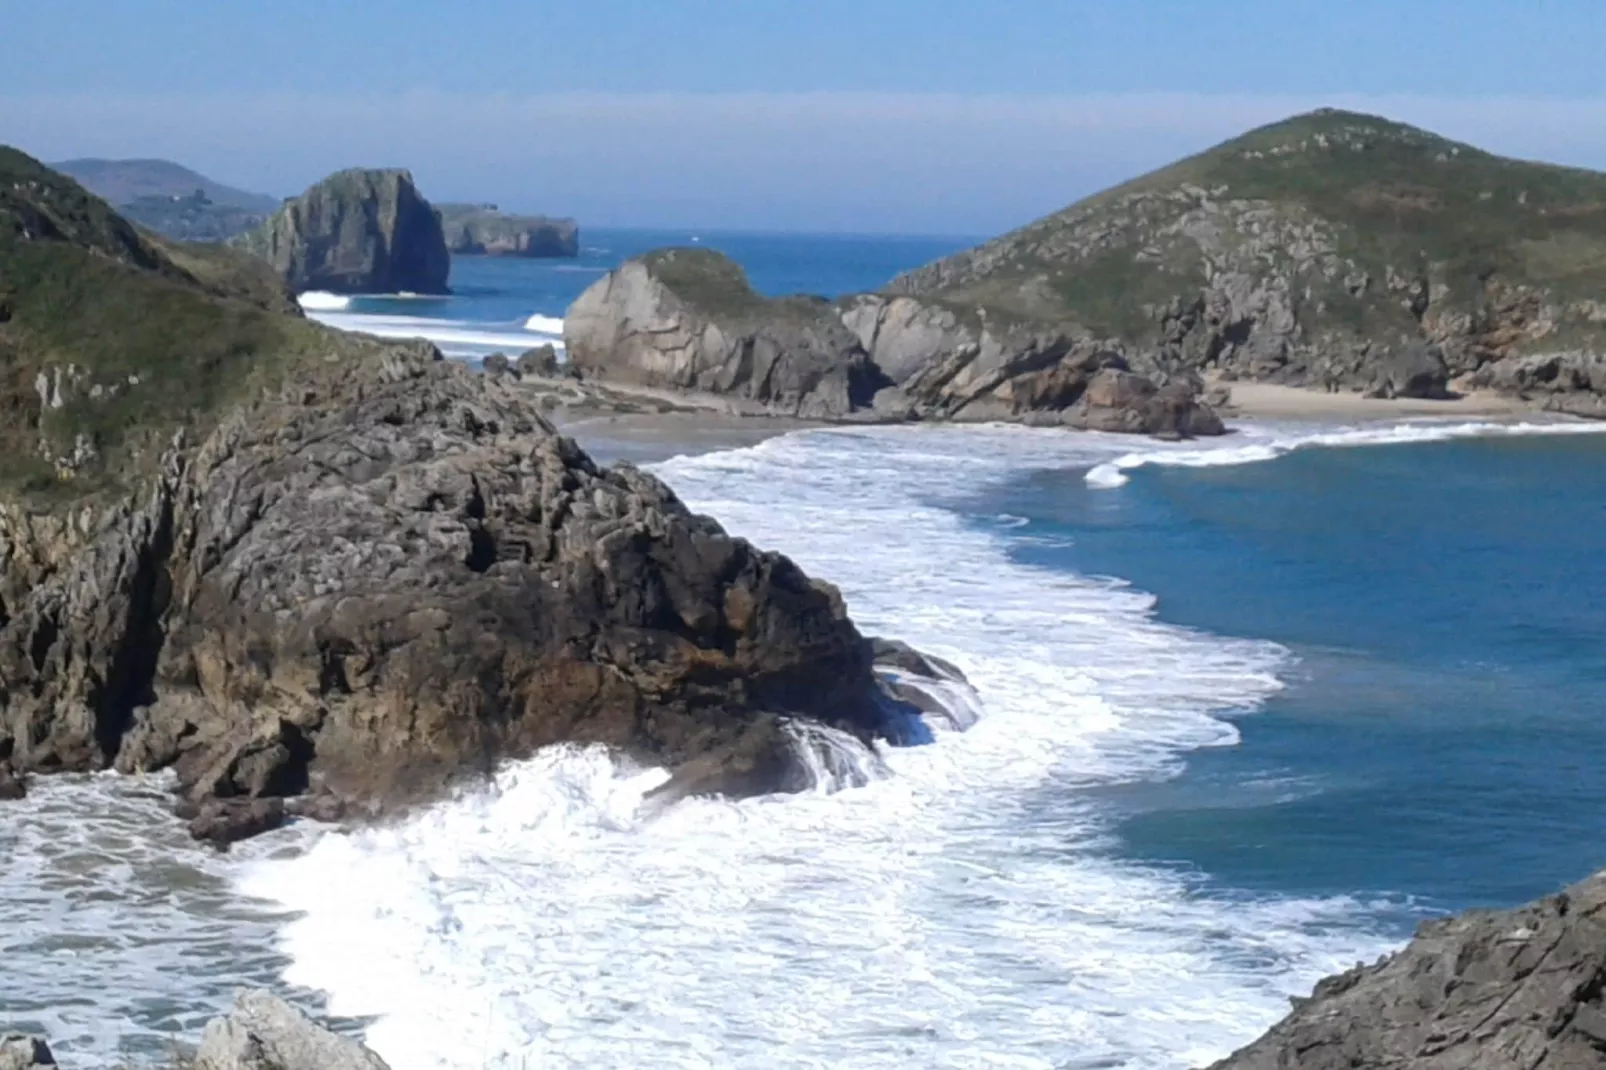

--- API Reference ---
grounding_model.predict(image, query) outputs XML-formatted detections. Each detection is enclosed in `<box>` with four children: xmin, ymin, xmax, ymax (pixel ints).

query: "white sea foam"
<box><xmin>302</xmin><ymin>310</ymin><xmax>565</xmax><ymax>359</ymax></box>
<box><xmin>524</xmin><ymin>313</ymin><xmax>567</xmax><ymax>335</ymax></box>
<box><xmin>1086</xmin><ymin>417</ymin><xmax>1606</xmax><ymax>488</ymax></box>
<box><xmin>234</xmin><ymin>423</ymin><xmax>1401</xmax><ymax>1070</ymax></box>
<box><xmin>295</xmin><ymin>291</ymin><xmax>352</xmax><ymax>312</ymax></box>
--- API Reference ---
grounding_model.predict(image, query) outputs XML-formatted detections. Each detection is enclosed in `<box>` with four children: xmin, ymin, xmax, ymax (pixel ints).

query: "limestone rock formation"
<box><xmin>840</xmin><ymin>293</ymin><xmax>1224</xmax><ymax>435</ymax></box>
<box><xmin>1207</xmin><ymin>869</ymin><xmax>1606</xmax><ymax>1070</ymax></box>
<box><xmin>196</xmin><ymin>990</ymin><xmax>389</xmax><ymax>1070</ymax></box>
<box><xmin>232</xmin><ymin>169</ymin><xmax>449</xmax><ymax>294</ymax></box>
<box><xmin>564</xmin><ymin>248</ymin><xmax>887</xmax><ymax>418</ymax></box>
<box><xmin>0</xmin><ymin>149</ymin><xmax>908</xmax><ymax>841</ymax></box>
<box><xmin>437</xmin><ymin>203</ymin><xmax>579</xmax><ymax>258</ymax></box>
<box><xmin>885</xmin><ymin>108</ymin><xmax>1606</xmax><ymax>414</ymax></box>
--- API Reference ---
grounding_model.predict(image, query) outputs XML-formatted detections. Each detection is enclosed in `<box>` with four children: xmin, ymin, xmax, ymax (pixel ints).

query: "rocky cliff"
<box><xmin>437</xmin><ymin>202</ymin><xmax>580</xmax><ymax>257</ymax></box>
<box><xmin>232</xmin><ymin>168</ymin><xmax>450</xmax><ymax>295</ymax></box>
<box><xmin>1207</xmin><ymin>869</ymin><xmax>1606</xmax><ymax>1069</ymax></box>
<box><xmin>887</xmin><ymin>108</ymin><xmax>1606</xmax><ymax>414</ymax></box>
<box><xmin>564</xmin><ymin>247</ymin><xmax>888</xmax><ymax>418</ymax></box>
<box><xmin>0</xmin><ymin>150</ymin><xmax>911</xmax><ymax>842</ymax></box>
<box><xmin>564</xmin><ymin>248</ymin><xmax>1221</xmax><ymax>433</ymax></box>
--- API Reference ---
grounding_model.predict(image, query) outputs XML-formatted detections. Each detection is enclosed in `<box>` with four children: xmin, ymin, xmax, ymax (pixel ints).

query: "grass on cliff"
<box><xmin>641</xmin><ymin>246</ymin><xmax>842</xmax><ymax>326</ymax></box>
<box><xmin>895</xmin><ymin>108</ymin><xmax>1606</xmax><ymax>336</ymax></box>
<box><xmin>0</xmin><ymin>146</ymin><xmax>348</xmax><ymax>499</ymax></box>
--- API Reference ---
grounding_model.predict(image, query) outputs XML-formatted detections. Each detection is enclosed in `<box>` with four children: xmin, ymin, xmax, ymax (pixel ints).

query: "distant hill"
<box><xmin>51</xmin><ymin>158</ymin><xmax>279</xmax><ymax>214</ymax></box>
<box><xmin>886</xmin><ymin>108</ymin><xmax>1606</xmax><ymax>399</ymax></box>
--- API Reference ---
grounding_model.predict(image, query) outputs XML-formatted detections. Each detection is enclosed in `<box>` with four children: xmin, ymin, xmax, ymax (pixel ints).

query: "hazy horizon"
<box><xmin>6</xmin><ymin>1</ymin><xmax>1606</xmax><ymax>234</ymax></box>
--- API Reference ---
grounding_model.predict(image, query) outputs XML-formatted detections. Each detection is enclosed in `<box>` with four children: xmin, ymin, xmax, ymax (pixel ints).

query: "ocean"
<box><xmin>5</xmin><ymin>231</ymin><xmax>1606</xmax><ymax>1070</ymax></box>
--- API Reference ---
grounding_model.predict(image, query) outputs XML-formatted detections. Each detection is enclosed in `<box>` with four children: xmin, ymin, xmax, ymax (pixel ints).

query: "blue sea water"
<box><xmin>973</xmin><ymin>434</ymin><xmax>1606</xmax><ymax>926</ymax></box>
<box><xmin>20</xmin><ymin>230</ymin><xmax>1606</xmax><ymax>1069</ymax></box>
<box><xmin>306</xmin><ymin>228</ymin><xmax>975</xmax><ymax>358</ymax></box>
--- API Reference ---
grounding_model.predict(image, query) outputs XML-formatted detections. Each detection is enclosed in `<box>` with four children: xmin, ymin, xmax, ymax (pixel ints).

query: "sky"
<box><xmin>3</xmin><ymin>0</ymin><xmax>1605</xmax><ymax>234</ymax></box>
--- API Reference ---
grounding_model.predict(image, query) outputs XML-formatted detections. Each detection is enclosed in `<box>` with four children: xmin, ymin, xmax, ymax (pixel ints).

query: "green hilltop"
<box><xmin>0</xmin><ymin>147</ymin><xmax>381</xmax><ymax>497</ymax></box>
<box><xmin>890</xmin><ymin>109</ymin><xmax>1606</xmax><ymax>381</ymax></box>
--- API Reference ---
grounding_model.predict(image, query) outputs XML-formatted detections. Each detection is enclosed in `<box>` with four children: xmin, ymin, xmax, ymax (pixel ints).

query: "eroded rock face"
<box><xmin>564</xmin><ymin>249</ymin><xmax>886</xmax><ymax>418</ymax></box>
<box><xmin>196</xmin><ymin>990</ymin><xmax>389</xmax><ymax>1070</ymax></box>
<box><xmin>437</xmin><ymin>203</ymin><xmax>579</xmax><ymax>258</ymax></box>
<box><xmin>232</xmin><ymin>169</ymin><xmax>450</xmax><ymax>295</ymax></box>
<box><xmin>0</xmin><ymin>346</ymin><xmax>888</xmax><ymax>831</ymax></box>
<box><xmin>1206</xmin><ymin>870</ymin><xmax>1606</xmax><ymax>1070</ymax></box>
<box><xmin>840</xmin><ymin>294</ymin><xmax>1226</xmax><ymax>436</ymax></box>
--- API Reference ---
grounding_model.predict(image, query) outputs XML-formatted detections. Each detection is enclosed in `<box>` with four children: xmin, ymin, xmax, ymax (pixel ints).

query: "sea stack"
<box><xmin>232</xmin><ymin>168</ymin><xmax>450</xmax><ymax>294</ymax></box>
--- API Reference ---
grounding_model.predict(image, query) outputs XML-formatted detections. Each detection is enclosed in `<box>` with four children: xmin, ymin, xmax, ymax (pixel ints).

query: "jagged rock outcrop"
<box><xmin>438</xmin><ymin>203</ymin><xmax>579</xmax><ymax>258</ymax></box>
<box><xmin>0</xmin><ymin>1036</ymin><xmax>54</xmax><ymax>1070</ymax></box>
<box><xmin>564</xmin><ymin>248</ymin><xmax>886</xmax><ymax>418</ymax></box>
<box><xmin>232</xmin><ymin>169</ymin><xmax>449</xmax><ymax>295</ymax></box>
<box><xmin>0</xmin><ymin>348</ymin><xmax>895</xmax><ymax>827</ymax></box>
<box><xmin>1207</xmin><ymin>869</ymin><xmax>1606</xmax><ymax>1069</ymax></box>
<box><xmin>1467</xmin><ymin>352</ymin><xmax>1606</xmax><ymax>418</ymax></box>
<box><xmin>839</xmin><ymin>293</ymin><xmax>1225</xmax><ymax>436</ymax></box>
<box><xmin>884</xmin><ymin>109</ymin><xmax>1606</xmax><ymax>415</ymax></box>
<box><xmin>196</xmin><ymin>990</ymin><xmax>389</xmax><ymax>1070</ymax></box>
<box><xmin>0</xmin><ymin>150</ymin><xmax>914</xmax><ymax>842</ymax></box>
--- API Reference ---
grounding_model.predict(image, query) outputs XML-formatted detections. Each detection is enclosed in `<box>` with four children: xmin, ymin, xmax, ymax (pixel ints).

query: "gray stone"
<box><xmin>231</xmin><ymin>169</ymin><xmax>449</xmax><ymax>295</ymax></box>
<box><xmin>564</xmin><ymin>248</ymin><xmax>885</xmax><ymax>418</ymax></box>
<box><xmin>1207</xmin><ymin>869</ymin><xmax>1606</xmax><ymax>1070</ymax></box>
<box><xmin>480</xmin><ymin>352</ymin><xmax>511</xmax><ymax>377</ymax></box>
<box><xmin>516</xmin><ymin>344</ymin><xmax>560</xmax><ymax>378</ymax></box>
<box><xmin>196</xmin><ymin>990</ymin><xmax>388</xmax><ymax>1070</ymax></box>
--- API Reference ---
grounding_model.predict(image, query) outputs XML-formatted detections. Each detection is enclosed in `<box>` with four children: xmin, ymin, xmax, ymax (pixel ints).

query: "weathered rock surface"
<box><xmin>0</xmin><ymin>1036</ymin><xmax>54</xmax><ymax>1070</ymax></box>
<box><xmin>232</xmin><ymin>169</ymin><xmax>449</xmax><ymax>295</ymax></box>
<box><xmin>1206</xmin><ymin>869</ymin><xmax>1606</xmax><ymax>1070</ymax></box>
<box><xmin>564</xmin><ymin>248</ymin><xmax>887</xmax><ymax>418</ymax></box>
<box><xmin>437</xmin><ymin>203</ymin><xmax>579</xmax><ymax>258</ymax></box>
<box><xmin>884</xmin><ymin>109</ymin><xmax>1606</xmax><ymax>415</ymax></box>
<box><xmin>0</xmin><ymin>346</ymin><xmax>894</xmax><ymax>828</ymax></box>
<box><xmin>0</xmin><ymin>764</ymin><xmax>25</xmax><ymax>800</ymax></box>
<box><xmin>1066</xmin><ymin>368</ymin><xmax>1226</xmax><ymax>438</ymax></box>
<box><xmin>196</xmin><ymin>990</ymin><xmax>389</xmax><ymax>1070</ymax></box>
<box><xmin>1468</xmin><ymin>352</ymin><xmax>1606</xmax><ymax>417</ymax></box>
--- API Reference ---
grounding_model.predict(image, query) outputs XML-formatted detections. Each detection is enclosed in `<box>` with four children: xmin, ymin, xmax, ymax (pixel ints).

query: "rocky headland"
<box><xmin>0</xmin><ymin>147</ymin><xmax>940</xmax><ymax>845</ymax></box>
<box><xmin>1206</xmin><ymin>869</ymin><xmax>1606</xmax><ymax>1069</ymax></box>
<box><xmin>231</xmin><ymin>168</ymin><xmax>451</xmax><ymax>295</ymax></box>
<box><xmin>564</xmin><ymin>247</ymin><xmax>1223</xmax><ymax>434</ymax></box>
<box><xmin>562</xmin><ymin>109</ymin><xmax>1606</xmax><ymax>431</ymax></box>
<box><xmin>437</xmin><ymin>202</ymin><xmax>580</xmax><ymax>258</ymax></box>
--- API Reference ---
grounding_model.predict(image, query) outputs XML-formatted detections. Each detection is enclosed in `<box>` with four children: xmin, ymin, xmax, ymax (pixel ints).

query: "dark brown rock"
<box><xmin>186</xmin><ymin>798</ymin><xmax>287</xmax><ymax>847</ymax></box>
<box><xmin>1067</xmin><ymin>368</ymin><xmax>1226</xmax><ymax>438</ymax></box>
<box><xmin>1206</xmin><ymin>869</ymin><xmax>1606</xmax><ymax>1070</ymax></box>
<box><xmin>0</xmin><ymin>1036</ymin><xmax>55</xmax><ymax>1070</ymax></box>
<box><xmin>0</xmin><ymin>764</ymin><xmax>24</xmax><ymax>800</ymax></box>
<box><xmin>0</xmin><ymin>347</ymin><xmax>888</xmax><ymax>840</ymax></box>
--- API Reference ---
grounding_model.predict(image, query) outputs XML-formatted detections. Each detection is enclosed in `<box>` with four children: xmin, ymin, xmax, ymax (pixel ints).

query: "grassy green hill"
<box><xmin>890</xmin><ymin>109</ymin><xmax>1606</xmax><ymax>384</ymax></box>
<box><xmin>0</xmin><ymin>148</ymin><xmax>365</xmax><ymax>496</ymax></box>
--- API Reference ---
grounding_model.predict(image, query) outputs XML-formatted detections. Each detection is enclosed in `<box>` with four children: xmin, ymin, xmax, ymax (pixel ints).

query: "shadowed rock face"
<box><xmin>0</xmin><ymin>347</ymin><xmax>888</xmax><ymax>830</ymax></box>
<box><xmin>437</xmin><ymin>203</ymin><xmax>580</xmax><ymax>258</ymax></box>
<box><xmin>232</xmin><ymin>169</ymin><xmax>450</xmax><ymax>295</ymax></box>
<box><xmin>564</xmin><ymin>248</ymin><xmax>887</xmax><ymax>418</ymax></box>
<box><xmin>1206</xmin><ymin>870</ymin><xmax>1606</xmax><ymax>1070</ymax></box>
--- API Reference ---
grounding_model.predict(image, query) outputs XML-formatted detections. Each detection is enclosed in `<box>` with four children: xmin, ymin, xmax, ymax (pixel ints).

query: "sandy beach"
<box><xmin>553</xmin><ymin>409</ymin><xmax>824</xmax><ymax>465</ymax></box>
<box><xmin>1218</xmin><ymin>381</ymin><xmax>1534</xmax><ymax>421</ymax></box>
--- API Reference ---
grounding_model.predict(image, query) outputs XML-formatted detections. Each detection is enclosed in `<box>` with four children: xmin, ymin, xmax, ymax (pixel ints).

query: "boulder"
<box><xmin>1066</xmin><ymin>368</ymin><xmax>1226</xmax><ymax>438</ymax></box>
<box><xmin>231</xmin><ymin>169</ymin><xmax>449</xmax><ymax>295</ymax></box>
<box><xmin>480</xmin><ymin>352</ymin><xmax>511</xmax><ymax>377</ymax></box>
<box><xmin>437</xmin><ymin>203</ymin><xmax>579</xmax><ymax>258</ymax></box>
<box><xmin>1208</xmin><ymin>870</ymin><xmax>1606</xmax><ymax>1069</ymax></box>
<box><xmin>0</xmin><ymin>1037</ymin><xmax>54</xmax><ymax>1070</ymax></box>
<box><xmin>1367</xmin><ymin>342</ymin><xmax>1451</xmax><ymax>399</ymax></box>
<box><xmin>0</xmin><ymin>764</ymin><xmax>24</xmax><ymax>800</ymax></box>
<box><xmin>0</xmin><ymin>348</ymin><xmax>890</xmax><ymax>835</ymax></box>
<box><xmin>564</xmin><ymin>248</ymin><xmax>886</xmax><ymax>418</ymax></box>
<box><xmin>516</xmin><ymin>344</ymin><xmax>560</xmax><ymax>378</ymax></box>
<box><xmin>185</xmin><ymin>798</ymin><xmax>288</xmax><ymax>847</ymax></box>
<box><xmin>196</xmin><ymin>990</ymin><xmax>388</xmax><ymax>1070</ymax></box>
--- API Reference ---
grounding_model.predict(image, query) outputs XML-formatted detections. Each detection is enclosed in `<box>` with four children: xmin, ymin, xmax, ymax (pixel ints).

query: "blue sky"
<box><xmin>3</xmin><ymin>1</ymin><xmax>1604</xmax><ymax>232</ymax></box>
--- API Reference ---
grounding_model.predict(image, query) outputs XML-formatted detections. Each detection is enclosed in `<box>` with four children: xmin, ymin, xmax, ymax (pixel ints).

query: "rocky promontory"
<box><xmin>1207</xmin><ymin>869</ymin><xmax>1606</xmax><ymax>1069</ymax></box>
<box><xmin>564</xmin><ymin>247</ymin><xmax>889</xmax><ymax>419</ymax></box>
<box><xmin>564</xmin><ymin>248</ymin><xmax>1224</xmax><ymax>433</ymax></box>
<box><xmin>0</xmin><ymin>149</ymin><xmax>919</xmax><ymax>844</ymax></box>
<box><xmin>231</xmin><ymin>168</ymin><xmax>450</xmax><ymax>294</ymax></box>
<box><xmin>887</xmin><ymin>108</ymin><xmax>1606</xmax><ymax>415</ymax></box>
<box><xmin>437</xmin><ymin>202</ymin><xmax>580</xmax><ymax>257</ymax></box>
